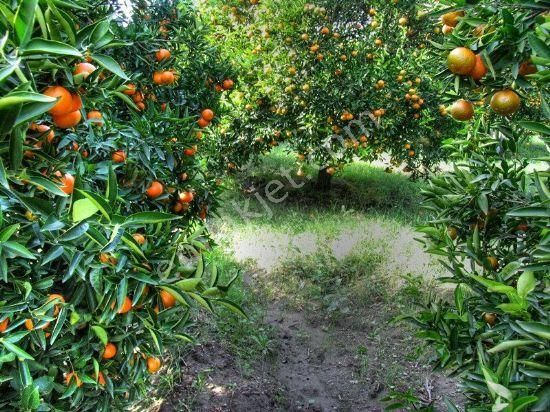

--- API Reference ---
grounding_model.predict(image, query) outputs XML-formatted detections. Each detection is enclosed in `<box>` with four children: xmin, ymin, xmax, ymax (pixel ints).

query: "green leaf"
<box><xmin>13</xmin><ymin>0</ymin><xmax>39</xmax><ymax>46</ymax></box>
<box><xmin>215</xmin><ymin>298</ymin><xmax>248</xmax><ymax>319</ymax></box>
<box><xmin>42</xmin><ymin>245</ymin><xmax>64</xmax><ymax>265</ymax></box>
<box><xmin>507</xmin><ymin>207</ymin><xmax>550</xmax><ymax>218</ymax></box>
<box><xmin>91</xmin><ymin>325</ymin><xmax>108</xmax><ymax>345</ymax></box>
<box><xmin>75</xmin><ymin>189</ymin><xmax>112</xmax><ymax>220</ymax></box>
<box><xmin>517</xmin><ymin>321</ymin><xmax>550</xmax><ymax>340</ymax></box>
<box><xmin>477</xmin><ymin>193</ymin><xmax>489</xmax><ymax>215</ymax></box>
<box><xmin>517</xmin><ymin>271</ymin><xmax>535</xmax><ymax>299</ymax></box>
<box><xmin>0</xmin><ymin>91</ymin><xmax>56</xmax><ymax>110</ymax></box>
<box><xmin>59</xmin><ymin>222</ymin><xmax>89</xmax><ymax>241</ymax></box>
<box><xmin>0</xmin><ymin>224</ymin><xmax>20</xmax><ymax>241</ymax></box>
<box><xmin>517</xmin><ymin>121</ymin><xmax>550</xmax><ymax>135</ymax></box>
<box><xmin>158</xmin><ymin>286</ymin><xmax>189</xmax><ymax>307</ymax></box>
<box><xmin>113</xmin><ymin>91</ymin><xmax>139</xmax><ymax>110</ymax></box>
<box><xmin>175</xmin><ymin>278</ymin><xmax>202</xmax><ymax>292</ymax></box>
<box><xmin>1</xmin><ymin>340</ymin><xmax>34</xmax><ymax>360</ymax></box>
<box><xmin>21</xmin><ymin>384</ymin><xmax>40</xmax><ymax>410</ymax></box>
<box><xmin>9</xmin><ymin>127</ymin><xmax>24</xmax><ymax>170</ymax></box>
<box><xmin>72</xmin><ymin>198</ymin><xmax>99</xmax><ymax>222</ymax></box>
<box><xmin>487</xmin><ymin>381</ymin><xmax>513</xmax><ymax>401</ymax></box>
<box><xmin>21</xmin><ymin>38</ymin><xmax>82</xmax><ymax>56</ymax></box>
<box><xmin>529</xmin><ymin>33</ymin><xmax>550</xmax><ymax>59</ymax></box>
<box><xmin>90</xmin><ymin>54</ymin><xmax>129</xmax><ymax>80</ymax></box>
<box><xmin>121</xmin><ymin>233</ymin><xmax>145</xmax><ymax>259</ymax></box>
<box><xmin>25</xmin><ymin>174</ymin><xmax>68</xmax><ymax>196</ymax></box>
<box><xmin>2</xmin><ymin>241</ymin><xmax>36</xmax><ymax>259</ymax></box>
<box><xmin>123</xmin><ymin>212</ymin><xmax>181</xmax><ymax>226</ymax></box>
<box><xmin>487</xmin><ymin>340</ymin><xmax>537</xmax><ymax>354</ymax></box>
<box><xmin>49</xmin><ymin>307</ymin><xmax>67</xmax><ymax>344</ymax></box>
<box><xmin>106</xmin><ymin>164</ymin><xmax>117</xmax><ymax>204</ymax></box>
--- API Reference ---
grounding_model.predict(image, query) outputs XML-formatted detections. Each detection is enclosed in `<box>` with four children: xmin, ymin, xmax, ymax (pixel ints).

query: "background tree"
<box><xmin>202</xmin><ymin>0</ymin><xmax>460</xmax><ymax>189</ymax></box>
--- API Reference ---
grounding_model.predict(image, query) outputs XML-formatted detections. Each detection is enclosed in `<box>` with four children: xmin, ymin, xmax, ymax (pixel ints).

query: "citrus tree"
<box><xmin>0</xmin><ymin>0</ymin><xmax>241</xmax><ymax>410</ymax></box>
<box><xmin>202</xmin><ymin>0</ymin><xmax>460</xmax><ymax>188</ymax></box>
<box><xmin>411</xmin><ymin>1</ymin><xmax>549</xmax><ymax>410</ymax></box>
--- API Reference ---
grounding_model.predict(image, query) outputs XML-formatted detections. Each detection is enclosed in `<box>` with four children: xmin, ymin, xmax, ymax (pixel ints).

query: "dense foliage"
<box><xmin>412</xmin><ymin>1</ymin><xmax>549</xmax><ymax>410</ymax></box>
<box><xmin>201</xmin><ymin>0</ymin><xmax>461</xmax><ymax>186</ymax></box>
<box><xmin>0</xmin><ymin>0</ymin><xmax>241</xmax><ymax>410</ymax></box>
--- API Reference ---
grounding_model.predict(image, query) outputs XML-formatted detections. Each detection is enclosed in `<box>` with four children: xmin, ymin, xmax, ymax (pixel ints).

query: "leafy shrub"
<box><xmin>0</xmin><ymin>0</ymin><xmax>240</xmax><ymax>410</ymax></box>
<box><xmin>411</xmin><ymin>2</ymin><xmax>549</xmax><ymax>410</ymax></box>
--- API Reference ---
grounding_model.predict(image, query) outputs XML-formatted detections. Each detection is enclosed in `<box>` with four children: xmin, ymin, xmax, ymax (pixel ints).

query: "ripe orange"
<box><xmin>450</xmin><ymin>99</ymin><xmax>474</xmax><ymax>121</ymax></box>
<box><xmin>222</xmin><ymin>79</ymin><xmax>234</xmax><ymax>90</ymax></box>
<box><xmin>161</xmin><ymin>71</ymin><xmax>175</xmax><ymax>85</ymax></box>
<box><xmin>155</xmin><ymin>48</ymin><xmax>171</xmax><ymax>61</ymax></box>
<box><xmin>99</xmin><ymin>253</ymin><xmax>117</xmax><ymax>265</ymax></box>
<box><xmin>43</xmin><ymin>86</ymin><xmax>73</xmax><ymax>116</ymax></box>
<box><xmin>25</xmin><ymin>319</ymin><xmax>50</xmax><ymax>331</ymax></box>
<box><xmin>153</xmin><ymin>71</ymin><xmax>164</xmax><ymax>85</ymax></box>
<box><xmin>52</xmin><ymin>110</ymin><xmax>82</xmax><ymax>129</ymax></box>
<box><xmin>133</xmin><ymin>233</ymin><xmax>146</xmax><ymax>245</ymax></box>
<box><xmin>112</xmin><ymin>150</ymin><xmax>126</xmax><ymax>163</ymax></box>
<box><xmin>184</xmin><ymin>146</ymin><xmax>197</xmax><ymax>156</ymax></box>
<box><xmin>197</xmin><ymin>117</ymin><xmax>210</xmax><ymax>128</ymax></box>
<box><xmin>146</xmin><ymin>181</ymin><xmax>164</xmax><ymax>199</ymax></box>
<box><xmin>447</xmin><ymin>227</ymin><xmax>458</xmax><ymax>240</ymax></box>
<box><xmin>102</xmin><ymin>342</ymin><xmax>117</xmax><ymax>359</ymax></box>
<box><xmin>201</xmin><ymin>109</ymin><xmax>215</xmax><ymax>121</ymax></box>
<box><xmin>487</xmin><ymin>256</ymin><xmax>499</xmax><ymax>270</ymax></box>
<box><xmin>30</xmin><ymin>124</ymin><xmax>55</xmax><ymax>143</ymax></box>
<box><xmin>483</xmin><ymin>313</ymin><xmax>497</xmax><ymax>326</ymax></box>
<box><xmin>470</xmin><ymin>55</ymin><xmax>487</xmax><ymax>81</ymax></box>
<box><xmin>65</xmin><ymin>372</ymin><xmax>82</xmax><ymax>387</ymax></box>
<box><xmin>326</xmin><ymin>167</ymin><xmax>336</xmax><ymax>176</ymax></box>
<box><xmin>179</xmin><ymin>191</ymin><xmax>194</xmax><ymax>203</ymax></box>
<box><xmin>73</xmin><ymin>62</ymin><xmax>97</xmax><ymax>79</ymax></box>
<box><xmin>70</xmin><ymin>93</ymin><xmax>82</xmax><ymax>111</ymax></box>
<box><xmin>132</xmin><ymin>91</ymin><xmax>144</xmax><ymax>103</ymax></box>
<box><xmin>118</xmin><ymin>296</ymin><xmax>133</xmax><ymax>314</ymax></box>
<box><xmin>518</xmin><ymin>61</ymin><xmax>537</xmax><ymax>76</ymax></box>
<box><xmin>490</xmin><ymin>89</ymin><xmax>521</xmax><ymax>116</ymax></box>
<box><xmin>96</xmin><ymin>371</ymin><xmax>106</xmax><ymax>386</ymax></box>
<box><xmin>60</xmin><ymin>173</ymin><xmax>75</xmax><ymax>195</ymax></box>
<box><xmin>47</xmin><ymin>294</ymin><xmax>65</xmax><ymax>316</ymax></box>
<box><xmin>160</xmin><ymin>290</ymin><xmax>176</xmax><ymax>308</ymax></box>
<box><xmin>136</xmin><ymin>101</ymin><xmax>146</xmax><ymax>111</ymax></box>
<box><xmin>123</xmin><ymin>84</ymin><xmax>136</xmax><ymax>95</ymax></box>
<box><xmin>87</xmin><ymin>110</ymin><xmax>103</xmax><ymax>127</ymax></box>
<box><xmin>447</xmin><ymin>47</ymin><xmax>476</xmax><ymax>75</ymax></box>
<box><xmin>320</xmin><ymin>26</ymin><xmax>330</xmax><ymax>35</ymax></box>
<box><xmin>441</xmin><ymin>10</ymin><xmax>464</xmax><ymax>27</ymax></box>
<box><xmin>0</xmin><ymin>318</ymin><xmax>8</xmax><ymax>333</ymax></box>
<box><xmin>147</xmin><ymin>357</ymin><xmax>162</xmax><ymax>373</ymax></box>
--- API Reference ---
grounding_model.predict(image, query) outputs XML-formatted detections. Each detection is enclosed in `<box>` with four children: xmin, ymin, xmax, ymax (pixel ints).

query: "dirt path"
<box><xmin>158</xmin><ymin>270</ymin><xmax>460</xmax><ymax>412</ymax></box>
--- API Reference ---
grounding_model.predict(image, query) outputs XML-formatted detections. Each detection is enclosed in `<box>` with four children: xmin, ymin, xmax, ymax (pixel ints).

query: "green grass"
<box><xmin>220</xmin><ymin>145</ymin><xmax>426</xmax><ymax>227</ymax></box>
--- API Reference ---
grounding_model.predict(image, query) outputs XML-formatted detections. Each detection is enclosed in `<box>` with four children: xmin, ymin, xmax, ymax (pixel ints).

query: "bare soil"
<box><xmin>157</xmin><ymin>273</ymin><xmax>460</xmax><ymax>412</ymax></box>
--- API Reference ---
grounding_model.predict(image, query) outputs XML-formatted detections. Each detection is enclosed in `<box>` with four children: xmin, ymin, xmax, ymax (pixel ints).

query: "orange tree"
<box><xmin>0</xmin><ymin>0</ymin><xmax>241</xmax><ymax>410</ymax></box>
<box><xmin>409</xmin><ymin>1</ymin><xmax>549</xmax><ymax>410</ymax></box>
<box><xmin>201</xmin><ymin>0</ymin><xmax>460</xmax><ymax>188</ymax></box>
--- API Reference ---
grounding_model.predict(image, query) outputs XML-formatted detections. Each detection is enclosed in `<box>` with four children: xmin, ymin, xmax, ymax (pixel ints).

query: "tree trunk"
<box><xmin>316</xmin><ymin>167</ymin><xmax>333</xmax><ymax>191</ymax></box>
